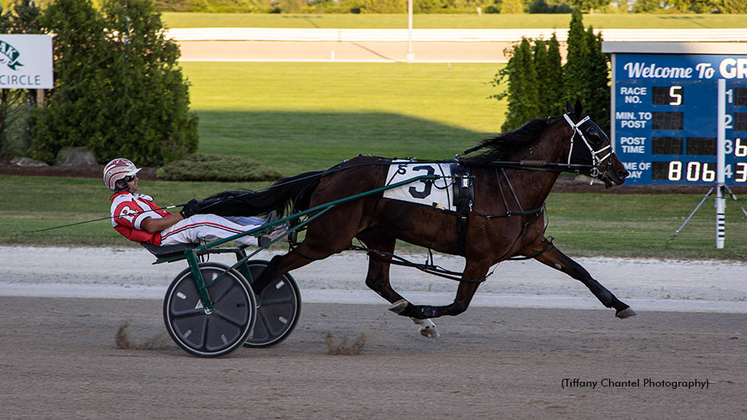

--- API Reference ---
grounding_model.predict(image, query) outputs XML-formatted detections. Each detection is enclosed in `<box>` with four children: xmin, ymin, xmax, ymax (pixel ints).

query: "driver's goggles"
<box><xmin>124</xmin><ymin>174</ymin><xmax>137</xmax><ymax>182</ymax></box>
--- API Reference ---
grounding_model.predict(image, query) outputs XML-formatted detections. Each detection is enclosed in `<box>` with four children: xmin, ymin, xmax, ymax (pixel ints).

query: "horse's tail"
<box><xmin>199</xmin><ymin>170</ymin><xmax>324</xmax><ymax>217</ymax></box>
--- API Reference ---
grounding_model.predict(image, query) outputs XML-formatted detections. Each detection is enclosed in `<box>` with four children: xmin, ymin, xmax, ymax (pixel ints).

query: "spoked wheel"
<box><xmin>243</xmin><ymin>260</ymin><xmax>301</xmax><ymax>348</ymax></box>
<box><xmin>163</xmin><ymin>262</ymin><xmax>256</xmax><ymax>357</ymax></box>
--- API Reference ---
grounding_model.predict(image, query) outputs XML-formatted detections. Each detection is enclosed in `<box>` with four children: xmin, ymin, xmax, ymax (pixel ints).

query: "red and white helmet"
<box><xmin>103</xmin><ymin>158</ymin><xmax>141</xmax><ymax>191</ymax></box>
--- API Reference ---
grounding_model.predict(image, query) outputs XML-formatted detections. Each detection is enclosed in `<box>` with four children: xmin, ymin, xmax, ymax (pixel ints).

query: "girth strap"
<box><xmin>450</xmin><ymin>163</ymin><xmax>474</xmax><ymax>255</ymax></box>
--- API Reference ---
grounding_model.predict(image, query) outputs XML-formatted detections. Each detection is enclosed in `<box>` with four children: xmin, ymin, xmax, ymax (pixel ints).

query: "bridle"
<box><xmin>563</xmin><ymin>113</ymin><xmax>612</xmax><ymax>180</ymax></box>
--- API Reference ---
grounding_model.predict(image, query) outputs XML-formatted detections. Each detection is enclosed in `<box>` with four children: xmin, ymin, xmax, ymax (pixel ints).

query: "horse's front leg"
<box><xmin>389</xmin><ymin>259</ymin><xmax>489</xmax><ymax>321</ymax></box>
<box><xmin>357</xmin><ymin>231</ymin><xmax>440</xmax><ymax>338</ymax></box>
<box><xmin>532</xmin><ymin>243</ymin><xmax>637</xmax><ymax>319</ymax></box>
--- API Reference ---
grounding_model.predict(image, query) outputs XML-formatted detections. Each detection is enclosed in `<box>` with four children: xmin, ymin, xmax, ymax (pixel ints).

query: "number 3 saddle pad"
<box><xmin>382</xmin><ymin>160</ymin><xmax>457</xmax><ymax>212</ymax></box>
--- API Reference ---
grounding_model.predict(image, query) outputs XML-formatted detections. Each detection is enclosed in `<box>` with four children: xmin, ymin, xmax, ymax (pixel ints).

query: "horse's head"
<box><xmin>564</xmin><ymin>100</ymin><xmax>629</xmax><ymax>188</ymax></box>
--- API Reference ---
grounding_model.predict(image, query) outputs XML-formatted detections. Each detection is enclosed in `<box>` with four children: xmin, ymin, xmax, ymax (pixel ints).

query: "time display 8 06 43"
<box><xmin>610</xmin><ymin>50</ymin><xmax>747</xmax><ymax>186</ymax></box>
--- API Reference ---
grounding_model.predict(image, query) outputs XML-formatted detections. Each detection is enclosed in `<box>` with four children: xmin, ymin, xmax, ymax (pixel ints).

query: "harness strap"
<box><xmin>351</xmin><ymin>244</ymin><xmax>486</xmax><ymax>284</ymax></box>
<box><xmin>502</xmin><ymin>168</ymin><xmax>525</xmax><ymax>215</ymax></box>
<box><xmin>289</xmin><ymin>246</ymin><xmax>326</xmax><ymax>261</ymax></box>
<box><xmin>473</xmin><ymin>203</ymin><xmax>546</xmax><ymax>220</ymax></box>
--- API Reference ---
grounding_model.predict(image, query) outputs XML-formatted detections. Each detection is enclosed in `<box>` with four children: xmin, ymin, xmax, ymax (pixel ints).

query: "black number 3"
<box><xmin>408</xmin><ymin>165</ymin><xmax>435</xmax><ymax>199</ymax></box>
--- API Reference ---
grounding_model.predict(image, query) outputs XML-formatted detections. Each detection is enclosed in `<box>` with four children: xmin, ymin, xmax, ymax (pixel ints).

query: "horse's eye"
<box><xmin>587</xmin><ymin>128</ymin><xmax>603</xmax><ymax>144</ymax></box>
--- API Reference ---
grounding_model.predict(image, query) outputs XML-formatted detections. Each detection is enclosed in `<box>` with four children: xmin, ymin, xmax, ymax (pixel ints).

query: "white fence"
<box><xmin>166</xmin><ymin>28</ymin><xmax>747</xmax><ymax>43</ymax></box>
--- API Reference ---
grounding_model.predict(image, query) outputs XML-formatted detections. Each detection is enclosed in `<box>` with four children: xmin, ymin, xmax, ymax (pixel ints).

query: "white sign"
<box><xmin>0</xmin><ymin>34</ymin><xmax>53</xmax><ymax>89</ymax></box>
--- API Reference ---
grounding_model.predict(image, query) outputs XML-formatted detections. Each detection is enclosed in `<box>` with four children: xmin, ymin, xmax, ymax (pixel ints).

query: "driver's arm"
<box><xmin>141</xmin><ymin>213</ymin><xmax>185</xmax><ymax>233</ymax></box>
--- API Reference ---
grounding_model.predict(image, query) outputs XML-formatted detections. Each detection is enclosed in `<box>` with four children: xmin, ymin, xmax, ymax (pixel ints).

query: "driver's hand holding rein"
<box><xmin>104</xmin><ymin>158</ymin><xmax>283</xmax><ymax>247</ymax></box>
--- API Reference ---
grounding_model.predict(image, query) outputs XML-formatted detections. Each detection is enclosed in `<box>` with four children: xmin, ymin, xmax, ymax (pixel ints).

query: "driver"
<box><xmin>104</xmin><ymin>158</ymin><xmax>283</xmax><ymax>247</ymax></box>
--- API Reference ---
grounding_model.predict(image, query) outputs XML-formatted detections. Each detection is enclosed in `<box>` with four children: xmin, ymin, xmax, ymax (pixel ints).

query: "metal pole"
<box><xmin>716</xmin><ymin>79</ymin><xmax>726</xmax><ymax>249</ymax></box>
<box><xmin>669</xmin><ymin>187</ymin><xmax>714</xmax><ymax>243</ymax></box>
<box><xmin>407</xmin><ymin>0</ymin><xmax>414</xmax><ymax>63</ymax></box>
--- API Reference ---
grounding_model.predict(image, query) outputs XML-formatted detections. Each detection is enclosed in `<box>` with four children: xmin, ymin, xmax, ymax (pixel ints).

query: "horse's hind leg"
<box><xmin>253</xmin><ymin>204</ymin><xmax>365</xmax><ymax>293</ymax></box>
<box><xmin>357</xmin><ymin>231</ymin><xmax>440</xmax><ymax>338</ymax></box>
<box><xmin>251</xmin><ymin>250</ymin><xmax>317</xmax><ymax>294</ymax></box>
<box><xmin>532</xmin><ymin>244</ymin><xmax>636</xmax><ymax>319</ymax></box>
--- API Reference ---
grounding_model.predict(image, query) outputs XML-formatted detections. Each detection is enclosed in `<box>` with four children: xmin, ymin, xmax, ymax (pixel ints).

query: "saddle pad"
<box><xmin>382</xmin><ymin>160</ymin><xmax>456</xmax><ymax>211</ymax></box>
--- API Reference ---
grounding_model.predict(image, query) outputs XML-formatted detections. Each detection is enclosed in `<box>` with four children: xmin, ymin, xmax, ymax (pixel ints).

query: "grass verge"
<box><xmin>2</xmin><ymin>176</ymin><xmax>745</xmax><ymax>260</ymax></box>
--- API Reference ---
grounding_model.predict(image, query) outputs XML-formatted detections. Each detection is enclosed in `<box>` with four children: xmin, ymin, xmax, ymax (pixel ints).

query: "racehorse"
<box><xmin>203</xmin><ymin>101</ymin><xmax>636</xmax><ymax>337</ymax></box>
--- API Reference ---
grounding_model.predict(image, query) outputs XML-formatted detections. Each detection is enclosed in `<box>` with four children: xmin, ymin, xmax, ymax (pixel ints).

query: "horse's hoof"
<box><xmin>419</xmin><ymin>325</ymin><xmax>440</xmax><ymax>339</ymax></box>
<box><xmin>388</xmin><ymin>299</ymin><xmax>408</xmax><ymax>314</ymax></box>
<box><xmin>616</xmin><ymin>307</ymin><xmax>637</xmax><ymax>319</ymax></box>
<box><xmin>412</xmin><ymin>318</ymin><xmax>440</xmax><ymax>338</ymax></box>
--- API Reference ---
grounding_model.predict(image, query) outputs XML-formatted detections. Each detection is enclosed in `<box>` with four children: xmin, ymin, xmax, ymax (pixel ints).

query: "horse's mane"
<box><xmin>461</xmin><ymin>117</ymin><xmax>560</xmax><ymax>165</ymax></box>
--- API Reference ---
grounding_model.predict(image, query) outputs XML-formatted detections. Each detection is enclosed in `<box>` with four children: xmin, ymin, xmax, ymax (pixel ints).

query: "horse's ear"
<box><xmin>565</xmin><ymin>101</ymin><xmax>573</xmax><ymax>113</ymax></box>
<box><xmin>574</xmin><ymin>99</ymin><xmax>583</xmax><ymax>116</ymax></box>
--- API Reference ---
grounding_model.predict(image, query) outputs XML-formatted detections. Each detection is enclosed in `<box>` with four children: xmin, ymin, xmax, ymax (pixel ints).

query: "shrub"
<box><xmin>156</xmin><ymin>153</ymin><xmax>283</xmax><ymax>182</ymax></box>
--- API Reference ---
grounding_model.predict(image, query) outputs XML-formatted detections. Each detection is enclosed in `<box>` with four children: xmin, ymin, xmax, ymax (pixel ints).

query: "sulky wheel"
<box><xmin>243</xmin><ymin>260</ymin><xmax>301</xmax><ymax>348</ymax></box>
<box><xmin>163</xmin><ymin>262</ymin><xmax>256</xmax><ymax>357</ymax></box>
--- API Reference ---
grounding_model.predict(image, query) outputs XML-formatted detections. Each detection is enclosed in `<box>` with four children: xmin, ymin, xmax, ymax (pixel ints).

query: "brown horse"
<box><xmin>202</xmin><ymin>101</ymin><xmax>636</xmax><ymax>336</ymax></box>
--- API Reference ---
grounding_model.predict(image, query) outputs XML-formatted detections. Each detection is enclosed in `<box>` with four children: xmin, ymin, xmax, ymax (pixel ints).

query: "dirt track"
<box><xmin>1</xmin><ymin>296</ymin><xmax>745</xmax><ymax>419</ymax></box>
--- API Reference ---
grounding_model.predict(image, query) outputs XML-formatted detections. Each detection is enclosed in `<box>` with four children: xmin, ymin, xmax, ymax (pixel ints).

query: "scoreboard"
<box><xmin>603</xmin><ymin>42</ymin><xmax>747</xmax><ymax>186</ymax></box>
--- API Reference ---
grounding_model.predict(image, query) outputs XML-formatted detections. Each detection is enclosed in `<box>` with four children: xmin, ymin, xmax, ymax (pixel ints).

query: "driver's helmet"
<box><xmin>103</xmin><ymin>158</ymin><xmax>141</xmax><ymax>191</ymax></box>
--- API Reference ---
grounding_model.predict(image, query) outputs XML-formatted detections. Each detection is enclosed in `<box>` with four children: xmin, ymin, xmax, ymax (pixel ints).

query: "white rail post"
<box><xmin>407</xmin><ymin>0</ymin><xmax>414</xmax><ymax>63</ymax></box>
<box><xmin>716</xmin><ymin>79</ymin><xmax>726</xmax><ymax>249</ymax></box>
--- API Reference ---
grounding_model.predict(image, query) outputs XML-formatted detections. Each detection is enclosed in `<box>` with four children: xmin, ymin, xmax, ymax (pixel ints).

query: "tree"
<box><xmin>500</xmin><ymin>0</ymin><xmax>524</xmax><ymax>13</ymax></box>
<box><xmin>32</xmin><ymin>0</ymin><xmax>198</xmax><ymax>165</ymax></box>
<box><xmin>361</xmin><ymin>0</ymin><xmax>406</xmax><ymax>13</ymax></box>
<box><xmin>533</xmin><ymin>34</ymin><xmax>564</xmax><ymax>118</ymax></box>
<box><xmin>562</xmin><ymin>10</ymin><xmax>610</xmax><ymax>132</ymax></box>
<box><xmin>492</xmin><ymin>38</ymin><xmax>539</xmax><ymax>132</ymax></box>
<box><xmin>569</xmin><ymin>0</ymin><xmax>610</xmax><ymax>13</ymax></box>
<box><xmin>562</xmin><ymin>10</ymin><xmax>591</xmax><ymax>111</ymax></box>
<box><xmin>583</xmin><ymin>27</ymin><xmax>610</xmax><ymax>131</ymax></box>
<box><xmin>722</xmin><ymin>0</ymin><xmax>747</xmax><ymax>13</ymax></box>
<box><xmin>633</xmin><ymin>0</ymin><xmax>662</xmax><ymax>13</ymax></box>
<box><xmin>492</xmin><ymin>8</ymin><xmax>610</xmax><ymax>134</ymax></box>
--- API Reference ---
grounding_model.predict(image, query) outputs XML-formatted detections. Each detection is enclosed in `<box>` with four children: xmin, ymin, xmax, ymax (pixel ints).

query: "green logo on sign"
<box><xmin>0</xmin><ymin>40</ymin><xmax>23</xmax><ymax>70</ymax></box>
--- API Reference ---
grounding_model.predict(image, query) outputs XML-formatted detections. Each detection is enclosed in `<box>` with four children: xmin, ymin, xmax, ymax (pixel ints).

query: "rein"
<box><xmin>12</xmin><ymin>203</ymin><xmax>186</xmax><ymax>237</ymax></box>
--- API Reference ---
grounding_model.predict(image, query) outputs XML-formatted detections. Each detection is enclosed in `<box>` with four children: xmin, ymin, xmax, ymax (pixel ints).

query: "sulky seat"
<box><xmin>141</xmin><ymin>242</ymin><xmax>198</xmax><ymax>259</ymax></box>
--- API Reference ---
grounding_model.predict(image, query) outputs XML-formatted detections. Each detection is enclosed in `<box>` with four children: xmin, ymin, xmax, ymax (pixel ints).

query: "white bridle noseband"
<box><xmin>563</xmin><ymin>113</ymin><xmax>612</xmax><ymax>180</ymax></box>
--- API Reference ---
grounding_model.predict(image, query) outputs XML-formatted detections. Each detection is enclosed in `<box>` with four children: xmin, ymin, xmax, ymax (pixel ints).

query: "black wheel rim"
<box><xmin>165</xmin><ymin>264</ymin><xmax>255</xmax><ymax>357</ymax></box>
<box><xmin>244</xmin><ymin>261</ymin><xmax>300</xmax><ymax>347</ymax></box>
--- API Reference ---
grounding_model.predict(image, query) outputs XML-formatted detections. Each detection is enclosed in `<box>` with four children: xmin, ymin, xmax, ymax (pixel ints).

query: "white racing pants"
<box><xmin>160</xmin><ymin>214</ymin><xmax>265</xmax><ymax>247</ymax></box>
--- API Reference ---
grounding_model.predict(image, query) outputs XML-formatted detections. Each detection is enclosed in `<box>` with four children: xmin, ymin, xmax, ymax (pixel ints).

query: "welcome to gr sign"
<box><xmin>0</xmin><ymin>34</ymin><xmax>53</xmax><ymax>89</ymax></box>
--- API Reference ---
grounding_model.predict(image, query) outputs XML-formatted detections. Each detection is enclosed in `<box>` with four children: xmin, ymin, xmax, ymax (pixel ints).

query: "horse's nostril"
<box><xmin>618</xmin><ymin>169</ymin><xmax>630</xmax><ymax>178</ymax></box>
